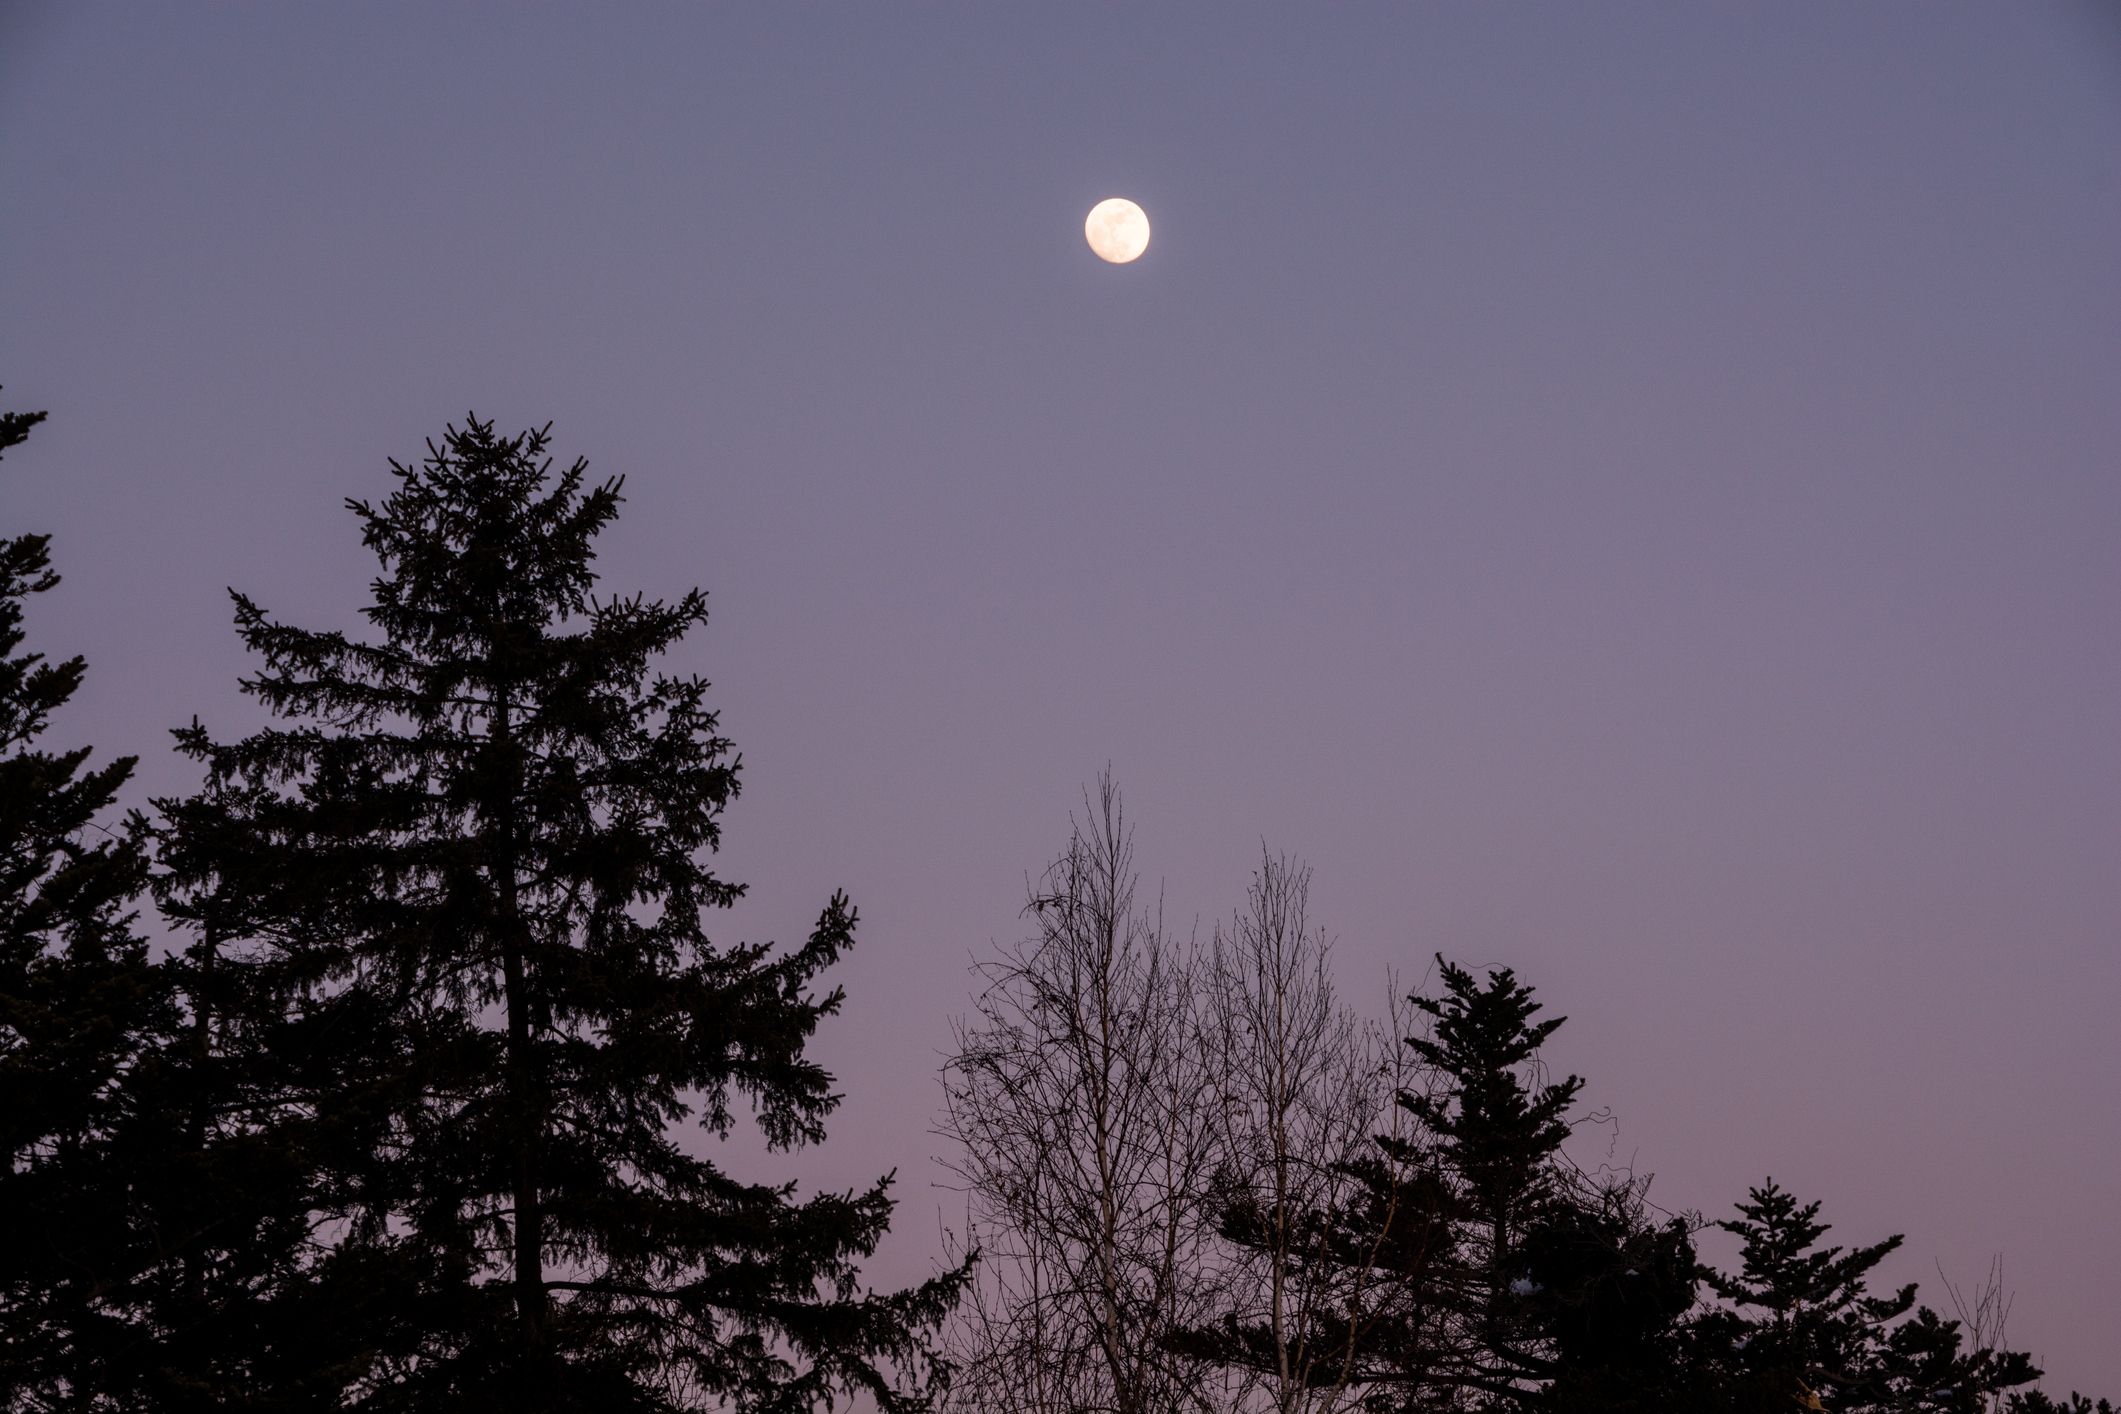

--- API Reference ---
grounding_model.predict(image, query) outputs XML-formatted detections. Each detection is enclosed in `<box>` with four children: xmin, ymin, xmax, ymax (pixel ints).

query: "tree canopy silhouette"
<box><xmin>3</xmin><ymin>404</ymin><xmax>2100</xmax><ymax>1412</ymax></box>
<box><xmin>1686</xmin><ymin>1179</ymin><xmax>2039</xmax><ymax>1413</ymax></box>
<box><xmin>0</xmin><ymin>395</ymin><xmax>182</xmax><ymax>1406</ymax></box>
<box><xmin>155</xmin><ymin>417</ymin><xmax>961</xmax><ymax>1411</ymax></box>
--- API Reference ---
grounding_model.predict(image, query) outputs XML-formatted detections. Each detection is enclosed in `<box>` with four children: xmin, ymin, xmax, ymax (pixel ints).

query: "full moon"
<box><xmin>1085</xmin><ymin>197</ymin><xmax>1151</xmax><ymax>264</ymax></box>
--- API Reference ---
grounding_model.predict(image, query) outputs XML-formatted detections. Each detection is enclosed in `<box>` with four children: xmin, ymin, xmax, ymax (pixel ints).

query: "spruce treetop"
<box><xmin>1705</xmin><ymin>1179</ymin><xmax>1911</xmax><ymax>1326</ymax></box>
<box><xmin>1691</xmin><ymin>1180</ymin><xmax>2040</xmax><ymax>1413</ymax></box>
<box><xmin>1397</xmin><ymin>956</ymin><xmax>1585</xmax><ymax>1223</ymax></box>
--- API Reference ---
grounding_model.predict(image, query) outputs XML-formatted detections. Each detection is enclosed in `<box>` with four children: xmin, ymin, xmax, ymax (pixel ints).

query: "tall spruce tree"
<box><xmin>158</xmin><ymin>417</ymin><xmax>959</xmax><ymax>1411</ymax></box>
<box><xmin>1686</xmin><ymin>1180</ymin><xmax>2038</xmax><ymax>1413</ymax></box>
<box><xmin>0</xmin><ymin>396</ymin><xmax>169</xmax><ymax>1405</ymax></box>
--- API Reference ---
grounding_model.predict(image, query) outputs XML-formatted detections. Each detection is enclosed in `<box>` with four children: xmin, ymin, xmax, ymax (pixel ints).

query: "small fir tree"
<box><xmin>159</xmin><ymin>417</ymin><xmax>960</xmax><ymax>1411</ymax></box>
<box><xmin>1689</xmin><ymin>1180</ymin><xmax>2038</xmax><ymax>1413</ymax></box>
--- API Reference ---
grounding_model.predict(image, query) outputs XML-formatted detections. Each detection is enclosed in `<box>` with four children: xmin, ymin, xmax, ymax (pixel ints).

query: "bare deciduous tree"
<box><xmin>1189</xmin><ymin>853</ymin><xmax>1441</xmax><ymax>1414</ymax></box>
<box><xmin>938</xmin><ymin>775</ymin><xmax>1223</xmax><ymax>1414</ymax></box>
<box><xmin>1940</xmin><ymin>1255</ymin><xmax>2020</xmax><ymax>1414</ymax></box>
<box><xmin>938</xmin><ymin>785</ymin><xmax>1448</xmax><ymax>1414</ymax></box>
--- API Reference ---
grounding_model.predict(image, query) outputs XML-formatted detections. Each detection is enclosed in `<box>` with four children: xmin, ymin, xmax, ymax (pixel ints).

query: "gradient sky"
<box><xmin>4</xmin><ymin>3</ymin><xmax>2118</xmax><ymax>1395</ymax></box>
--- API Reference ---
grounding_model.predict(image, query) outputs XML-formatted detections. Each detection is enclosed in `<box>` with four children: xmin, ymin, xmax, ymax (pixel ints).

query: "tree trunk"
<box><xmin>492</xmin><ymin>698</ymin><xmax>546</xmax><ymax>1355</ymax></box>
<box><xmin>181</xmin><ymin>924</ymin><xmax>217</xmax><ymax>1320</ymax></box>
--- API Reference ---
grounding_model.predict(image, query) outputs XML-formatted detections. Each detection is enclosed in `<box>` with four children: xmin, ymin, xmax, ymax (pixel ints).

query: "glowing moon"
<box><xmin>1085</xmin><ymin>198</ymin><xmax>1151</xmax><ymax>264</ymax></box>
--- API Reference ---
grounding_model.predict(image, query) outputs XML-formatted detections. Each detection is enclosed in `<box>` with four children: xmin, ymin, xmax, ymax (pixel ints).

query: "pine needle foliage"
<box><xmin>158</xmin><ymin>417</ymin><xmax>960</xmax><ymax>1412</ymax></box>
<box><xmin>1688</xmin><ymin>1180</ymin><xmax>2039</xmax><ymax>1413</ymax></box>
<box><xmin>0</xmin><ymin>396</ymin><xmax>170</xmax><ymax>1406</ymax></box>
<box><xmin>1397</xmin><ymin>957</ymin><xmax>1583</xmax><ymax>1272</ymax></box>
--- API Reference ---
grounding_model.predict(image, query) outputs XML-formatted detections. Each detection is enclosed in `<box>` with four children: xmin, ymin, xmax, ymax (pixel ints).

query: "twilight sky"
<box><xmin>4</xmin><ymin>3</ymin><xmax>2117</xmax><ymax>1394</ymax></box>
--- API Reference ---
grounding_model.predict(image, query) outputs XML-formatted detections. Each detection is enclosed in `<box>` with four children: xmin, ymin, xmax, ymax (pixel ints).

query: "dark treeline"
<box><xmin>933</xmin><ymin>787</ymin><xmax>2105</xmax><ymax>1414</ymax></box>
<box><xmin>0</xmin><ymin>406</ymin><xmax>2108</xmax><ymax>1414</ymax></box>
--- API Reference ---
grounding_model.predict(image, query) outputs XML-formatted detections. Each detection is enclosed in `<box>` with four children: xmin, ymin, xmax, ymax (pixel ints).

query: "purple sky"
<box><xmin>5</xmin><ymin>3</ymin><xmax>2118</xmax><ymax>1394</ymax></box>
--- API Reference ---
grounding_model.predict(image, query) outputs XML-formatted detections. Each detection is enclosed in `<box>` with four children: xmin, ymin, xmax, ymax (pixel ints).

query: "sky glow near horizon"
<box><xmin>1</xmin><ymin>2</ymin><xmax>2117</xmax><ymax>1395</ymax></box>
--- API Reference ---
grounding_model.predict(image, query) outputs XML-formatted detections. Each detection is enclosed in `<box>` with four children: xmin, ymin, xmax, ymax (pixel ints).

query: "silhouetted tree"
<box><xmin>938</xmin><ymin>776</ymin><xmax>1221</xmax><ymax>1414</ymax></box>
<box><xmin>2007</xmin><ymin>1394</ymin><xmax>2115</xmax><ymax>1414</ymax></box>
<box><xmin>159</xmin><ymin>417</ymin><xmax>960</xmax><ymax>1411</ymax></box>
<box><xmin>1164</xmin><ymin>858</ymin><xmax>1443</xmax><ymax>1414</ymax></box>
<box><xmin>1198</xmin><ymin>958</ymin><xmax>1695</xmax><ymax>1413</ymax></box>
<box><xmin>936</xmin><ymin>776</ymin><xmax>2094</xmax><ymax>1414</ymax></box>
<box><xmin>1</xmin><ymin>398</ymin><xmax>353</xmax><ymax>1413</ymax></box>
<box><xmin>1390</xmin><ymin>958</ymin><xmax>1706</xmax><ymax>1410</ymax></box>
<box><xmin>133</xmin><ymin>771</ymin><xmax>419</xmax><ymax>1410</ymax></box>
<box><xmin>1513</xmin><ymin>1183</ymin><xmax>1697</xmax><ymax>1413</ymax></box>
<box><xmin>1411</xmin><ymin>961</ymin><xmax>1584</xmax><ymax>1304</ymax></box>
<box><xmin>0</xmin><ymin>396</ymin><xmax>169</xmax><ymax>1405</ymax></box>
<box><xmin>1686</xmin><ymin>1180</ymin><xmax>2039</xmax><ymax>1413</ymax></box>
